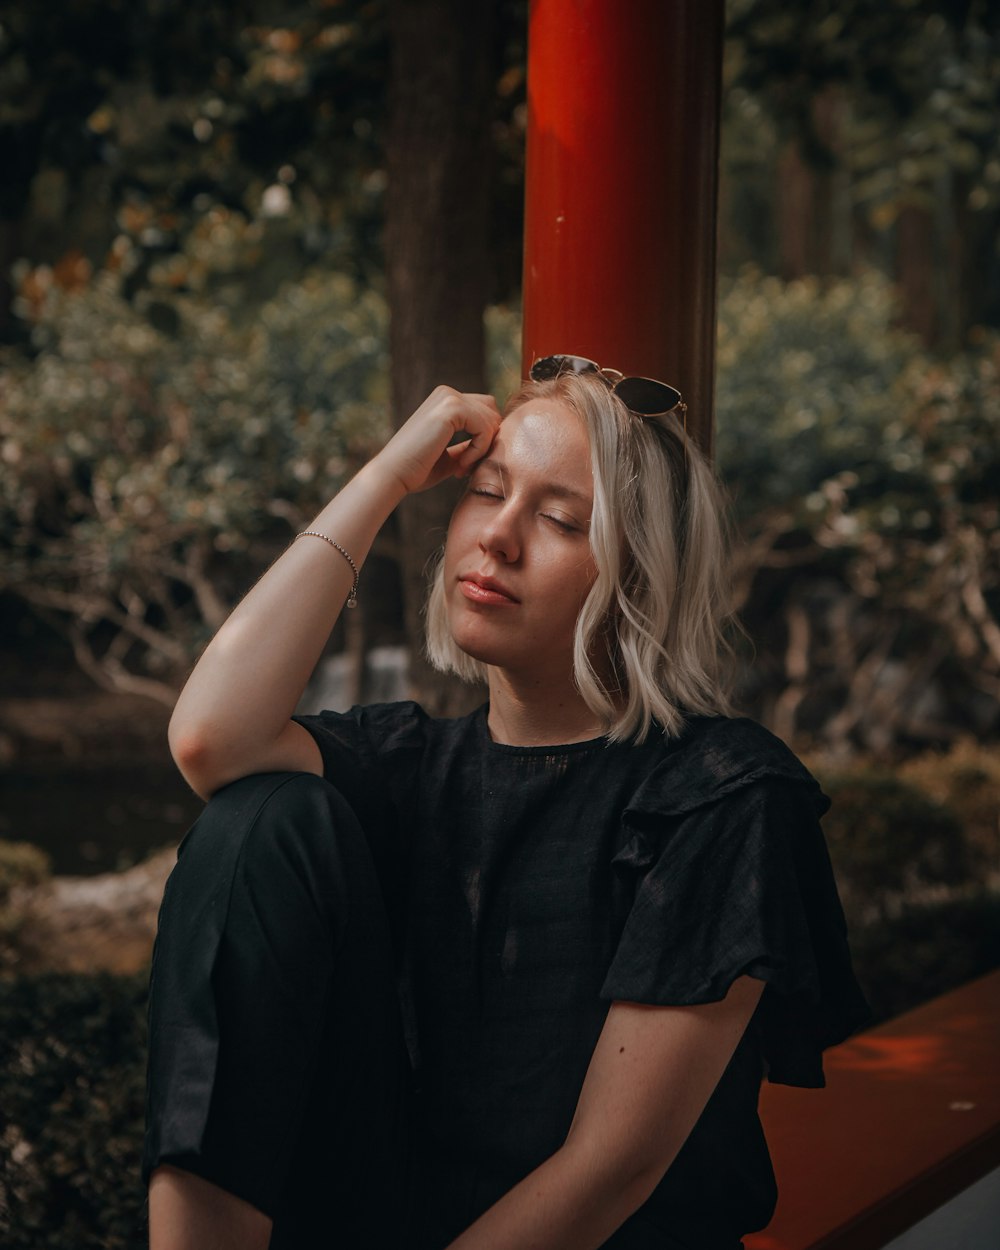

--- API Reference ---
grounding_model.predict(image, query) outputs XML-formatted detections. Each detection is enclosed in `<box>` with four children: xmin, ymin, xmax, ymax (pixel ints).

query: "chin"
<box><xmin>447</xmin><ymin>607</ymin><xmax>524</xmax><ymax>669</ymax></box>
<box><xmin>448</xmin><ymin>622</ymin><xmax>511</xmax><ymax>668</ymax></box>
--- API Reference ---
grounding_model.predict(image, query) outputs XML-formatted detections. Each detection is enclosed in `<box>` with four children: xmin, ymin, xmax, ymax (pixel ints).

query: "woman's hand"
<box><xmin>372</xmin><ymin>386</ymin><xmax>502</xmax><ymax>496</ymax></box>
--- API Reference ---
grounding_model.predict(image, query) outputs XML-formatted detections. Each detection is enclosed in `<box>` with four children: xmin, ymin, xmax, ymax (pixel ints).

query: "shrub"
<box><xmin>850</xmin><ymin>893</ymin><xmax>1000</xmax><ymax>1024</ymax></box>
<box><xmin>0</xmin><ymin>843</ymin><xmax>53</xmax><ymax>974</ymax></box>
<box><xmin>716</xmin><ymin>270</ymin><xmax>1000</xmax><ymax>750</ymax></box>
<box><xmin>0</xmin><ymin>265</ymin><xmax>390</xmax><ymax>703</ymax></box>
<box><xmin>0</xmin><ymin>841</ymin><xmax>52</xmax><ymax>900</ymax></box>
<box><xmin>898</xmin><ymin>739</ymin><xmax>1000</xmax><ymax>868</ymax></box>
<box><xmin>818</xmin><ymin>769</ymin><xmax>977</xmax><ymax>924</ymax></box>
<box><xmin>0</xmin><ymin>971</ymin><xmax>149</xmax><ymax>1249</ymax></box>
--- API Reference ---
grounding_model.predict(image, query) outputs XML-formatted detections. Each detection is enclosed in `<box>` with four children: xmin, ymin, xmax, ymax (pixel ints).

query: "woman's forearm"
<box><xmin>168</xmin><ymin>457</ymin><xmax>406</xmax><ymax>791</ymax></box>
<box><xmin>444</xmin><ymin>1139</ymin><xmax>654</xmax><ymax>1250</ymax></box>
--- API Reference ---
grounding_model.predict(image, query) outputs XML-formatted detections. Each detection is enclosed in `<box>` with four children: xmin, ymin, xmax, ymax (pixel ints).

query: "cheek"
<box><xmin>547</xmin><ymin>550</ymin><xmax>598</xmax><ymax>617</ymax></box>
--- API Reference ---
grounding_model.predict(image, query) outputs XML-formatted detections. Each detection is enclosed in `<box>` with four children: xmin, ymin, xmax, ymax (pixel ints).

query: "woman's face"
<box><xmin>443</xmin><ymin>397</ymin><xmax>598</xmax><ymax>677</ymax></box>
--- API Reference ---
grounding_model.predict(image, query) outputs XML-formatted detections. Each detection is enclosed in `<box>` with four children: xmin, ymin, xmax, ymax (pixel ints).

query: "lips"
<box><xmin>458</xmin><ymin>573</ymin><xmax>521</xmax><ymax>604</ymax></box>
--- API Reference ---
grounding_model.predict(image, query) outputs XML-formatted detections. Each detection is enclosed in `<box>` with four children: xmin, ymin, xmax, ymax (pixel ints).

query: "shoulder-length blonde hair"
<box><xmin>425</xmin><ymin>372</ymin><xmax>735</xmax><ymax>741</ymax></box>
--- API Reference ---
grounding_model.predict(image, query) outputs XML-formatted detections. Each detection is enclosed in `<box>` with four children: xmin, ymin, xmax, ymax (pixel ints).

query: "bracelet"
<box><xmin>294</xmin><ymin>531</ymin><xmax>360</xmax><ymax>607</ymax></box>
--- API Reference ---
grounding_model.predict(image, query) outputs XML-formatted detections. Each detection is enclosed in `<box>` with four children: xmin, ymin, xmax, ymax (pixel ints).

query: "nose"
<box><xmin>478</xmin><ymin>500</ymin><xmax>521</xmax><ymax>564</ymax></box>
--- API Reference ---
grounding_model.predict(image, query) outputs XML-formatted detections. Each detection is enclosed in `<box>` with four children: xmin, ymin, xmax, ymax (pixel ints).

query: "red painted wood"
<box><xmin>521</xmin><ymin>0</ymin><xmax>724</xmax><ymax>451</ymax></box>
<box><xmin>746</xmin><ymin>970</ymin><xmax>1000</xmax><ymax>1250</ymax></box>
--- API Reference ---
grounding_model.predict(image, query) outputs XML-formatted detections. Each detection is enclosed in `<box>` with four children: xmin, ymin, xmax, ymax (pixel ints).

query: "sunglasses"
<box><xmin>529</xmin><ymin>354</ymin><xmax>686</xmax><ymax>421</ymax></box>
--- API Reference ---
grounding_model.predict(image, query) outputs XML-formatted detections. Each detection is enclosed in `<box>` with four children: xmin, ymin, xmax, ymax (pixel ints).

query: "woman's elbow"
<box><xmin>168</xmin><ymin>720</ymin><xmax>226</xmax><ymax>799</ymax></box>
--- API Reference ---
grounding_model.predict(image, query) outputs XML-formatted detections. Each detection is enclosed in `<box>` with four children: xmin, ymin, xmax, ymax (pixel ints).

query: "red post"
<box><xmin>522</xmin><ymin>0</ymin><xmax>725</xmax><ymax>453</ymax></box>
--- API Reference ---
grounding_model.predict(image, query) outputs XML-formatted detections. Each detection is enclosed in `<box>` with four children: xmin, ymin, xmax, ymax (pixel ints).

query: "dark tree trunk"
<box><xmin>896</xmin><ymin>204</ymin><xmax>937</xmax><ymax>345</ymax></box>
<box><xmin>776</xmin><ymin>140</ymin><xmax>813</xmax><ymax>280</ymax></box>
<box><xmin>385</xmin><ymin>0</ymin><xmax>497</xmax><ymax>713</ymax></box>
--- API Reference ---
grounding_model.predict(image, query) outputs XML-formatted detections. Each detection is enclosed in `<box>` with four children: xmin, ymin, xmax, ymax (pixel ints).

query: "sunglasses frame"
<box><xmin>529</xmin><ymin>354</ymin><xmax>687</xmax><ymax>424</ymax></box>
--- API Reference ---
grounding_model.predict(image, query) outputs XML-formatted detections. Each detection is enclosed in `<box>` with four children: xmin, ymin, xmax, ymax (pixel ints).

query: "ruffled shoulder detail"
<box><xmin>603</xmin><ymin>717</ymin><xmax>871</xmax><ymax>1087</ymax></box>
<box><xmin>624</xmin><ymin>715</ymin><xmax>828</xmax><ymax>824</ymax></box>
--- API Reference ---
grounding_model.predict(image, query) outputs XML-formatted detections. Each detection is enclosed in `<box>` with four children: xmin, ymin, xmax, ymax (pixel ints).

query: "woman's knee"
<box><xmin>239</xmin><ymin>772</ymin><xmax>368</xmax><ymax>914</ymax></box>
<box><xmin>179</xmin><ymin>770</ymin><xmax>361</xmax><ymax>877</ymax></box>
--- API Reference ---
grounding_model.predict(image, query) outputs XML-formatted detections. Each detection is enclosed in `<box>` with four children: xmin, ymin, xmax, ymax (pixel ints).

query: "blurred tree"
<box><xmin>385</xmin><ymin>0</ymin><xmax>498</xmax><ymax>713</ymax></box>
<box><xmin>0</xmin><ymin>0</ymin><xmax>390</xmax><ymax>342</ymax></box>
<box><xmin>723</xmin><ymin>0</ymin><xmax>1000</xmax><ymax>346</ymax></box>
<box><xmin>0</xmin><ymin>262</ymin><xmax>390</xmax><ymax>703</ymax></box>
<box><xmin>717</xmin><ymin>269</ymin><xmax>1000</xmax><ymax>751</ymax></box>
<box><xmin>0</xmin><ymin>0</ymin><xmax>527</xmax><ymax>338</ymax></box>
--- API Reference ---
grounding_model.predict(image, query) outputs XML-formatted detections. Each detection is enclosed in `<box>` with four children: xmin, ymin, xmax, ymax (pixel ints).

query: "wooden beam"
<box><xmin>521</xmin><ymin>0</ymin><xmax>725</xmax><ymax>453</ymax></box>
<box><xmin>746</xmin><ymin>970</ymin><xmax>1000</xmax><ymax>1250</ymax></box>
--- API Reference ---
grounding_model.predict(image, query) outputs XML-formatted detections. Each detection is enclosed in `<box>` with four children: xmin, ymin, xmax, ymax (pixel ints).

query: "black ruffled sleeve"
<box><xmin>601</xmin><ymin>718</ymin><xmax>872</xmax><ymax>1088</ymax></box>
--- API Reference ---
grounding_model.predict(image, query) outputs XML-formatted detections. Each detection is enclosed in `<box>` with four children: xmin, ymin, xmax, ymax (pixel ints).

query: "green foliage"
<box><xmin>0</xmin><ymin>265</ymin><xmax>389</xmax><ymax>699</ymax></box>
<box><xmin>717</xmin><ymin>269</ymin><xmax>1000</xmax><ymax>749</ymax></box>
<box><xmin>818</xmin><ymin>770</ymin><xmax>974</xmax><ymax>923</ymax></box>
<box><xmin>0</xmin><ymin>971</ymin><xmax>150</xmax><ymax>1250</ymax></box>
<box><xmin>716</xmin><ymin>271</ymin><xmax>918</xmax><ymax>520</ymax></box>
<box><xmin>898</xmin><ymin>739</ymin><xmax>1000</xmax><ymax>863</ymax></box>
<box><xmin>725</xmin><ymin>0</ymin><xmax>1000</xmax><ymax>221</ymax></box>
<box><xmin>0</xmin><ymin>843</ymin><xmax>53</xmax><ymax>971</ymax></box>
<box><xmin>811</xmin><ymin>741</ymin><xmax>999</xmax><ymax>1020</ymax></box>
<box><xmin>0</xmin><ymin>842</ymin><xmax>52</xmax><ymax>901</ymax></box>
<box><xmin>850</xmin><ymin>894</ymin><xmax>1000</xmax><ymax>1024</ymax></box>
<box><xmin>0</xmin><ymin>0</ymin><xmax>390</xmax><ymax>275</ymax></box>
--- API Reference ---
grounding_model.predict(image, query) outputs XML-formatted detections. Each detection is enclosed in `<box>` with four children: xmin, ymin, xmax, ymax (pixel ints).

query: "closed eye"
<box><xmin>542</xmin><ymin>513</ymin><xmax>582</xmax><ymax>533</ymax></box>
<box><xmin>470</xmin><ymin>487</ymin><xmax>504</xmax><ymax>500</ymax></box>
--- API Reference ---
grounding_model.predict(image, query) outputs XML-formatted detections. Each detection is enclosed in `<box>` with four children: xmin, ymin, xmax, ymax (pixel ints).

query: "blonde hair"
<box><xmin>425</xmin><ymin>373</ymin><xmax>735</xmax><ymax>741</ymax></box>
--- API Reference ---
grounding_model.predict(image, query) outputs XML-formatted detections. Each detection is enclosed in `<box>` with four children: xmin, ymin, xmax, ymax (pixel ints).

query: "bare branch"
<box><xmin>17</xmin><ymin>584</ymin><xmax>187</xmax><ymax>663</ymax></box>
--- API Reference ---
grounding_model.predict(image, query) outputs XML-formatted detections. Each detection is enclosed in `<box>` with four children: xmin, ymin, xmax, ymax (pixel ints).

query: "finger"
<box><xmin>463</xmin><ymin>392</ymin><xmax>503</xmax><ymax>410</ymax></box>
<box><xmin>457</xmin><ymin>420</ymin><xmax>499</xmax><ymax>468</ymax></box>
<box><xmin>444</xmin><ymin>441</ymin><xmax>472</xmax><ymax>475</ymax></box>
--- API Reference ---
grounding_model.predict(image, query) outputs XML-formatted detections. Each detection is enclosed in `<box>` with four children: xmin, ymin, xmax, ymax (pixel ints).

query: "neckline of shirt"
<box><xmin>476</xmin><ymin>704</ymin><xmax>610</xmax><ymax>756</ymax></box>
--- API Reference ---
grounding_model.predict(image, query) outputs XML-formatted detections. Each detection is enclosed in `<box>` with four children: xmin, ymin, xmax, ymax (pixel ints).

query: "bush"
<box><xmin>810</xmin><ymin>742</ymin><xmax>1000</xmax><ymax>1024</ymax></box>
<box><xmin>898</xmin><ymin>738</ymin><xmax>1000</xmax><ymax>867</ymax></box>
<box><xmin>716</xmin><ymin>270</ymin><xmax>1000</xmax><ymax>750</ymax></box>
<box><xmin>0</xmin><ymin>843</ymin><xmax>53</xmax><ymax>974</ymax></box>
<box><xmin>850</xmin><ymin>894</ymin><xmax>1000</xmax><ymax>1024</ymax></box>
<box><xmin>0</xmin><ymin>263</ymin><xmax>390</xmax><ymax>703</ymax></box>
<box><xmin>818</xmin><ymin>769</ymin><xmax>980</xmax><ymax>924</ymax></box>
<box><xmin>0</xmin><ymin>971</ymin><xmax>149</xmax><ymax>1249</ymax></box>
<box><xmin>0</xmin><ymin>841</ymin><xmax>52</xmax><ymax>900</ymax></box>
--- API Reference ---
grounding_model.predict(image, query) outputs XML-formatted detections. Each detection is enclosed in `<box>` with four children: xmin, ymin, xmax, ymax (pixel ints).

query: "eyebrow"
<box><xmin>477</xmin><ymin>456</ymin><xmax>592</xmax><ymax>508</ymax></box>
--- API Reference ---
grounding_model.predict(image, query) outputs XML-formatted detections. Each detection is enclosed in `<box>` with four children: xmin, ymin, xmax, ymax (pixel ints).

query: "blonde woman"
<box><xmin>145</xmin><ymin>357</ymin><xmax>869</xmax><ymax>1250</ymax></box>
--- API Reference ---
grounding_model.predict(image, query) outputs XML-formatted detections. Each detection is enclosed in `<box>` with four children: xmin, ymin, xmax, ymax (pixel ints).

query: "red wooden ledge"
<box><xmin>745</xmin><ymin>969</ymin><xmax>1000</xmax><ymax>1250</ymax></box>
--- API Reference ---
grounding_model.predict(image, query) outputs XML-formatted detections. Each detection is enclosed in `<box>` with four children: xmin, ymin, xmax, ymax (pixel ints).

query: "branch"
<box><xmin>32</xmin><ymin>607</ymin><xmax>179</xmax><ymax>708</ymax></box>
<box><xmin>16</xmin><ymin>583</ymin><xmax>188</xmax><ymax>663</ymax></box>
<box><xmin>960</xmin><ymin>566</ymin><xmax>1000</xmax><ymax>670</ymax></box>
<box><xmin>771</xmin><ymin>599</ymin><xmax>811</xmax><ymax>743</ymax></box>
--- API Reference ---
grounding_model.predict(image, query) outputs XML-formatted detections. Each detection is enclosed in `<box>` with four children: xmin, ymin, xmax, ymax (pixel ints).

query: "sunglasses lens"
<box><xmin>614</xmin><ymin>377</ymin><xmax>682</xmax><ymax>415</ymax></box>
<box><xmin>530</xmin><ymin>355</ymin><xmax>599</xmax><ymax>381</ymax></box>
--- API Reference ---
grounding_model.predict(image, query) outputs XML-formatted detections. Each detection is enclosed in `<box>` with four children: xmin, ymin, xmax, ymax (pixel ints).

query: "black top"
<box><xmin>295</xmin><ymin>702</ymin><xmax>871</xmax><ymax>1250</ymax></box>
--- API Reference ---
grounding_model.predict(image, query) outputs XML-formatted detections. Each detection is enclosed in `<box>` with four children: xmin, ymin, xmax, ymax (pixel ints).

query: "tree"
<box><xmin>385</xmin><ymin>0</ymin><xmax>499</xmax><ymax>712</ymax></box>
<box><xmin>722</xmin><ymin>0</ymin><xmax>1000</xmax><ymax>345</ymax></box>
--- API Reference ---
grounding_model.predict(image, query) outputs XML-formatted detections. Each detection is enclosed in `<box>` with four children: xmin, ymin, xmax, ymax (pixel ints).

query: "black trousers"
<box><xmin>142</xmin><ymin>772</ymin><xmax>413</xmax><ymax>1248</ymax></box>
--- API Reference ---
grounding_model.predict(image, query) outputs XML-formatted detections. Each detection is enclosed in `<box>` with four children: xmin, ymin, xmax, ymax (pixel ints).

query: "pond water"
<box><xmin>1</xmin><ymin>761</ymin><xmax>204</xmax><ymax>876</ymax></box>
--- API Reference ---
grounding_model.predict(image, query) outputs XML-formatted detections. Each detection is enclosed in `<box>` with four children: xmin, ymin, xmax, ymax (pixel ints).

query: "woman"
<box><xmin>144</xmin><ymin>357</ymin><xmax>870</xmax><ymax>1250</ymax></box>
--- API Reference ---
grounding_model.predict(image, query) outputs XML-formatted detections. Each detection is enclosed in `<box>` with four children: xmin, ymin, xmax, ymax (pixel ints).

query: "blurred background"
<box><xmin>0</xmin><ymin>1</ymin><xmax>998</xmax><ymax>1244</ymax></box>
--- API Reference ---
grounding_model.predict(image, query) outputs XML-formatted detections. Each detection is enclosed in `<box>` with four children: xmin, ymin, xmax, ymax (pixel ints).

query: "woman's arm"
<box><xmin>168</xmin><ymin>386</ymin><xmax>501</xmax><ymax>798</ymax></box>
<box><xmin>445</xmin><ymin>975</ymin><xmax>766</xmax><ymax>1250</ymax></box>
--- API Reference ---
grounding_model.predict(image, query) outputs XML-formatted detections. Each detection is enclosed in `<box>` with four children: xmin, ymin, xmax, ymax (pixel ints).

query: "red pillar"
<box><xmin>522</xmin><ymin>0</ymin><xmax>725</xmax><ymax>452</ymax></box>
